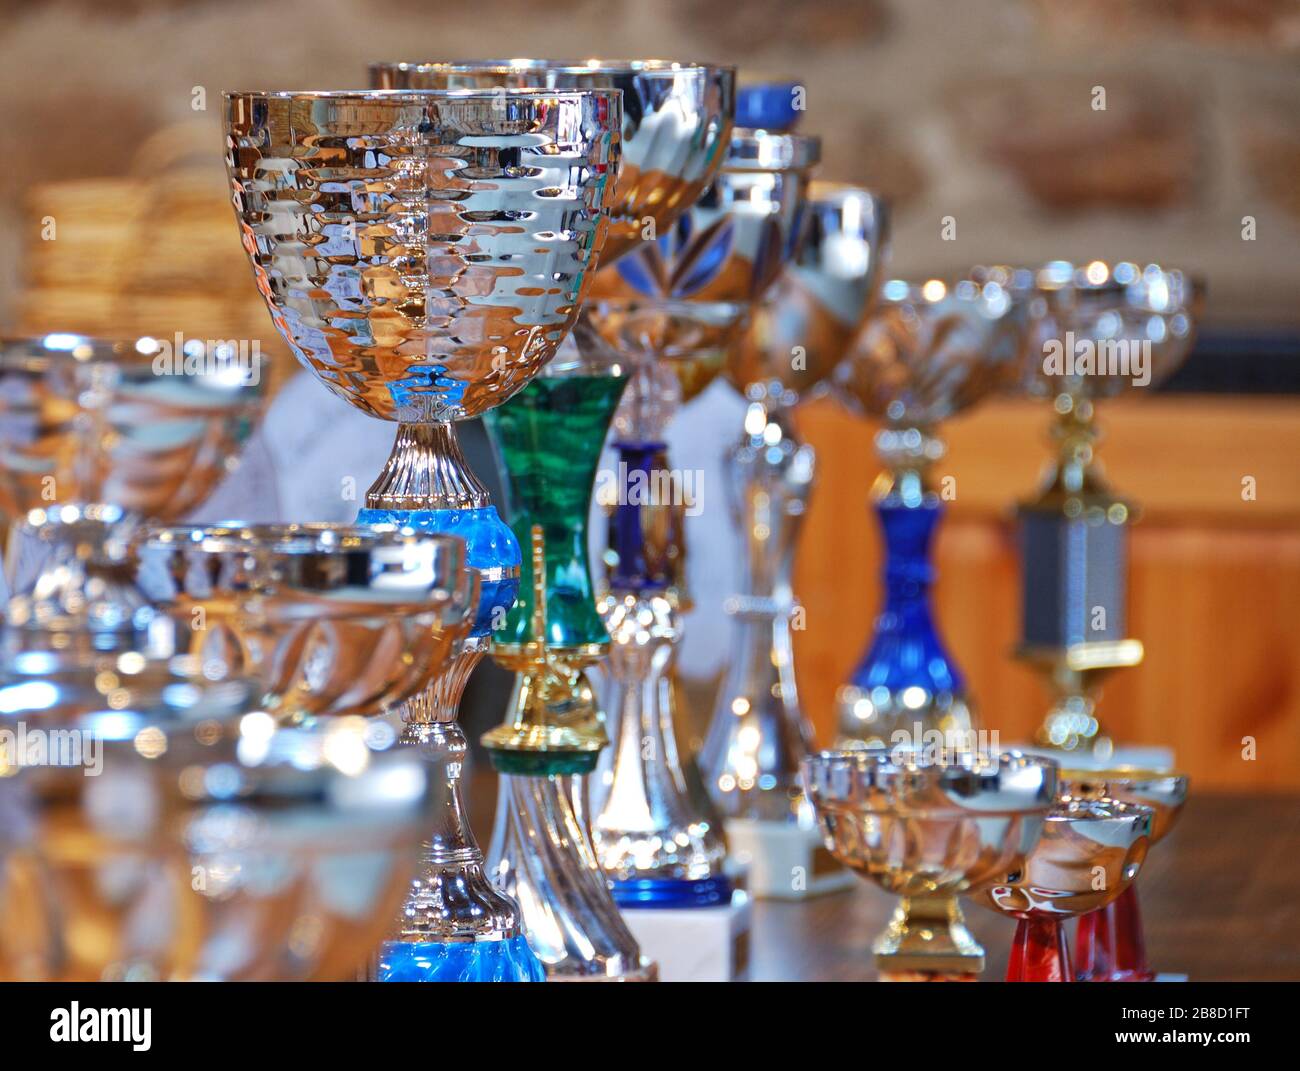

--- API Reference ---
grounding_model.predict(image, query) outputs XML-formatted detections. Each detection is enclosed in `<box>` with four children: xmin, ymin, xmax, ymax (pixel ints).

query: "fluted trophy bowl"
<box><xmin>593</xmin><ymin>127</ymin><xmax>821</xmax><ymax>426</ymax></box>
<box><xmin>1011</xmin><ymin>261</ymin><xmax>1199</xmax><ymax>403</ymax></box>
<box><xmin>803</xmin><ymin>748</ymin><xmax>1058</xmax><ymax>976</ymax></box>
<box><xmin>834</xmin><ymin>277</ymin><xmax>1025</xmax><ymax>457</ymax></box>
<box><xmin>0</xmin><ymin>708</ymin><xmax>434</xmax><ymax>981</ymax></box>
<box><xmin>0</xmin><ymin>334</ymin><xmax>263</xmax><ymax>525</ymax></box>
<box><xmin>727</xmin><ymin>182</ymin><xmax>889</xmax><ymax>404</ymax></box>
<box><xmin>973</xmin><ymin>795</ymin><xmax>1152</xmax><ymax>981</ymax></box>
<box><xmin>0</xmin><ymin>335</ymin><xmax>265</xmax><ymax>612</ymax></box>
<box><xmin>137</xmin><ymin>524</ymin><xmax>476</xmax><ymax>723</ymax></box>
<box><xmin>370</xmin><ymin>60</ymin><xmax>735</xmax><ymax>269</ymax></box>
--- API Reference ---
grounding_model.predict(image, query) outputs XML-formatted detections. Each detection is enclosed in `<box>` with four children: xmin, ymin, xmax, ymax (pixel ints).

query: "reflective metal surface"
<box><xmin>727</xmin><ymin>183</ymin><xmax>889</xmax><ymax>400</ymax></box>
<box><xmin>590</xmin><ymin>127</ymin><xmax>816</xmax><ymax>905</ymax></box>
<box><xmin>974</xmin><ymin>795</ymin><xmax>1152</xmax><ymax>981</ymax></box>
<box><xmin>703</xmin><ymin>184</ymin><xmax>888</xmax><ymax>823</ymax></box>
<box><xmin>0</xmin><ymin>334</ymin><xmax>264</xmax><ymax>525</ymax></box>
<box><xmin>833</xmin><ymin>278</ymin><xmax>1026</xmax><ymax>750</ymax></box>
<box><xmin>225</xmin><ymin>88</ymin><xmax>621</xmax><ymax>521</ymax></box>
<box><xmin>0</xmin><ymin>664</ymin><xmax>432</xmax><ymax>980</ymax></box>
<box><xmin>803</xmin><ymin>749</ymin><xmax>1058</xmax><ymax>974</ymax></box>
<box><xmin>1064</xmin><ymin>767</ymin><xmax>1188</xmax><ymax>982</ymax></box>
<box><xmin>137</xmin><ymin>523</ymin><xmax>475</xmax><ymax>723</ymax></box>
<box><xmin>370</xmin><ymin>60</ymin><xmax>735</xmax><ymax>268</ymax></box>
<box><xmin>591</xmin><ymin>591</ymin><xmax>730</xmax><ymax>904</ymax></box>
<box><xmin>488</xmin><ymin>771</ymin><xmax>653</xmax><ymax>980</ymax></box>
<box><xmin>834</xmin><ymin>277</ymin><xmax>1025</xmax><ymax>487</ymax></box>
<box><xmin>593</xmin><ymin>128</ymin><xmax>821</xmax><ymax>426</ymax></box>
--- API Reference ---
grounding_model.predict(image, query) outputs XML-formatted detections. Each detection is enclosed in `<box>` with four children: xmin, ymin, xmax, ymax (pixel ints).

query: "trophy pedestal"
<box><xmin>619</xmin><ymin>891</ymin><xmax>751</xmax><ymax>982</ymax></box>
<box><xmin>1015</xmin><ymin>742</ymin><xmax>1175</xmax><ymax>771</ymax></box>
<box><xmin>725</xmin><ymin>818</ymin><xmax>854</xmax><ymax>900</ymax></box>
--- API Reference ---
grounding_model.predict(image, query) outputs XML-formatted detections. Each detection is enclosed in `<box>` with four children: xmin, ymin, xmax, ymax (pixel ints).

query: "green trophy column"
<box><xmin>480</xmin><ymin>368</ymin><xmax>655</xmax><ymax>981</ymax></box>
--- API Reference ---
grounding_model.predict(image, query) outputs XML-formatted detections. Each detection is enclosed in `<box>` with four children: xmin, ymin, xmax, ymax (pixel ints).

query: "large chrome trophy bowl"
<box><xmin>589</xmin><ymin>123</ymin><xmax>818</xmax><ymax>915</ymax></box>
<box><xmin>138</xmin><ymin>524</ymin><xmax>476</xmax><ymax>724</ymax></box>
<box><xmin>702</xmin><ymin>183</ymin><xmax>887</xmax><ymax>840</ymax></box>
<box><xmin>998</xmin><ymin>262</ymin><xmax>1198</xmax><ymax>752</ymax></box>
<box><xmin>0</xmin><ymin>522</ymin><xmax>469</xmax><ymax>980</ymax></box>
<box><xmin>832</xmin><ymin>280</ymin><xmax>1024</xmax><ymax>750</ymax></box>
<box><xmin>225</xmin><ymin>87</ymin><xmax>622</xmax><ymax>980</ymax></box>
<box><xmin>372</xmin><ymin>59</ymin><xmax>733</xmax><ymax>980</ymax></box>
<box><xmin>803</xmin><ymin>748</ymin><xmax>1057</xmax><ymax>977</ymax></box>
<box><xmin>0</xmin><ymin>334</ymin><xmax>264</xmax><ymax>609</ymax></box>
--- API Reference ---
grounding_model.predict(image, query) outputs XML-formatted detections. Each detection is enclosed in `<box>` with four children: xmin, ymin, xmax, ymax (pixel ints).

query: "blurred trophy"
<box><xmin>1006</xmin><ymin>261</ymin><xmax>1199</xmax><ymax>752</ymax></box>
<box><xmin>1063</xmin><ymin>767</ymin><xmax>1188</xmax><ymax>981</ymax></box>
<box><xmin>0</xmin><ymin>521</ymin><xmax>468</xmax><ymax>979</ymax></box>
<box><xmin>584</xmin><ymin>106</ymin><xmax>818</xmax><ymax>980</ymax></box>
<box><xmin>832</xmin><ymin>279</ymin><xmax>1025</xmax><ymax>749</ymax></box>
<box><xmin>974</xmin><ymin>795</ymin><xmax>1152</xmax><ymax>982</ymax></box>
<box><xmin>224</xmin><ymin>85</ymin><xmax>622</xmax><ymax>980</ymax></box>
<box><xmin>702</xmin><ymin>182</ymin><xmax>887</xmax><ymax>899</ymax></box>
<box><xmin>0</xmin><ymin>334</ymin><xmax>264</xmax><ymax>606</ymax></box>
<box><xmin>803</xmin><ymin>748</ymin><xmax>1058</xmax><ymax>977</ymax></box>
<box><xmin>374</xmin><ymin>59</ymin><xmax>735</xmax><ymax>981</ymax></box>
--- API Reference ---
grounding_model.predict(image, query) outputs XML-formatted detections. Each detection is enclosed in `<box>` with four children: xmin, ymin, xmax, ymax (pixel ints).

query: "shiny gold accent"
<box><xmin>1020</xmin><ymin>640</ymin><xmax>1145</xmax><ymax>752</ymax></box>
<box><xmin>484</xmin><ymin>526</ymin><xmax>607</xmax><ymax>756</ymax></box>
<box><xmin>875</xmin><ymin>896</ymin><xmax>985</xmax><ymax>974</ymax></box>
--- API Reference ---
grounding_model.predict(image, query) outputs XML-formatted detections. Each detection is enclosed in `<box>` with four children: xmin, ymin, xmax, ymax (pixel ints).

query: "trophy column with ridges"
<box><xmin>701</xmin><ymin>180</ymin><xmax>888</xmax><ymax>899</ymax></box>
<box><xmin>585</xmin><ymin>119</ymin><xmax>819</xmax><ymax>979</ymax></box>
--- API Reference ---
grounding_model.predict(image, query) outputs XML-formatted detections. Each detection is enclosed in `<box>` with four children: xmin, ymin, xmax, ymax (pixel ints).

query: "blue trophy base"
<box><xmin>357</xmin><ymin>505</ymin><xmax>520</xmax><ymax>636</ymax></box>
<box><xmin>375</xmin><ymin>936</ymin><xmax>545</xmax><ymax>982</ymax></box>
<box><xmin>610</xmin><ymin>875</ymin><xmax>734</xmax><ymax>909</ymax></box>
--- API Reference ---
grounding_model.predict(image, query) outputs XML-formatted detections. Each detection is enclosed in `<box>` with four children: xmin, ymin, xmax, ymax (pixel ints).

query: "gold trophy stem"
<box><xmin>873</xmin><ymin>894</ymin><xmax>984</xmax><ymax>976</ymax></box>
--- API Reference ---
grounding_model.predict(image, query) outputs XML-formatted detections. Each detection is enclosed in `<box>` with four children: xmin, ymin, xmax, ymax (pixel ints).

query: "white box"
<box><xmin>725</xmin><ymin>817</ymin><xmax>855</xmax><ymax>900</ymax></box>
<box><xmin>620</xmin><ymin>891</ymin><xmax>751</xmax><ymax>982</ymax></box>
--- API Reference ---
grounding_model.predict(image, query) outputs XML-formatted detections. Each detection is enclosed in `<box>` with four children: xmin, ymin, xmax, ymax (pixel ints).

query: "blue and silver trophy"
<box><xmin>225</xmin><ymin>85</ymin><xmax>623</xmax><ymax>980</ymax></box>
<box><xmin>832</xmin><ymin>278</ymin><xmax>1025</xmax><ymax>751</ymax></box>
<box><xmin>587</xmin><ymin>96</ymin><xmax>820</xmax><ymax>920</ymax></box>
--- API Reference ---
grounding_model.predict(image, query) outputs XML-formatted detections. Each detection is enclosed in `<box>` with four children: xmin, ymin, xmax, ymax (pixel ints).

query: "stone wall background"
<box><xmin>0</xmin><ymin>0</ymin><xmax>1298</xmax><ymax>326</ymax></box>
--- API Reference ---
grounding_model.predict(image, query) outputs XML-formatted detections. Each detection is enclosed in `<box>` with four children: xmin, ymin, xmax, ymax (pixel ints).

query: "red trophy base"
<box><xmin>1076</xmin><ymin>884</ymin><xmax>1156</xmax><ymax>982</ymax></box>
<box><xmin>1007</xmin><ymin>917</ymin><xmax>1074</xmax><ymax>982</ymax></box>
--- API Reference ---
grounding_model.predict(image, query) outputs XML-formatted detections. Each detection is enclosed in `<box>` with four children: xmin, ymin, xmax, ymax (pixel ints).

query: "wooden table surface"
<box><xmin>744</xmin><ymin>793</ymin><xmax>1300</xmax><ymax>982</ymax></box>
<box><xmin>466</xmin><ymin>778</ymin><xmax>1300</xmax><ymax>982</ymax></box>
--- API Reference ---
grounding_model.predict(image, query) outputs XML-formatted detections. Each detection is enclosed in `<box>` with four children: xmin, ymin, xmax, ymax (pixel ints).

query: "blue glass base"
<box><xmin>848</xmin><ymin>494</ymin><xmax>964</xmax><ymax>696</ymax></box>
<box><xmin>375</xmin><ymin>936</ymin><xmax>545</xmax><ymax>982</ymax></box>
<box><xmin>610</xmin><ymin>876</ymin><xmax>734</xmax><ymax>909</ymax></box>
<box><xmin>357</xmin><ymin>505</ymin><xmax>520</xmax><ymax>636</ymax></box>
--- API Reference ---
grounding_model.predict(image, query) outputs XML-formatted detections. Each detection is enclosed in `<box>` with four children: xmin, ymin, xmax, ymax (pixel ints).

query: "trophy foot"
<box><xmin>1008</xmin><ymin>917</ymin><xmax>1074</xmax><ymax>983</ymax></box>
<box><xmin>376</xmin><ymin>935</ymin><xmax>545</xmax><ymax>982</ymax></box>
<box><xmin>609</xmin><ymin>875</ymin><xmax>734</xmax><ymax>909</ymax></box>
<box><xmin>873</xmin><ymin>896</ymin><xmax>985</xmax><ymax>976</ymax></box>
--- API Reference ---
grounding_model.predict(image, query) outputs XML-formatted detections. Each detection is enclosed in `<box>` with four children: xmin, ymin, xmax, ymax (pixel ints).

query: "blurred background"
<box><xmin>1</xmin><ymin>0</ymin><xmax>1297</xmax><ymax>789</ymax></box>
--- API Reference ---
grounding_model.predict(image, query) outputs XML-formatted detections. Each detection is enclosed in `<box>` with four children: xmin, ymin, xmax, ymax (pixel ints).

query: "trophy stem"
<box><xmin>377</xmin><ymin>715</ymin><xmax>544</xmax><ymax>982</ymax></box>
<box><xmin>837</xmin><ymin>425</ymin><xmax>972</xmax><ymax>749</ymax></box>
<box><xmin>366</xmin><ymin>421</ymin><xmax>490</xmax><ymax>511</ymax></box>
<box><xmin>1044</xmin><ymin>395</ymin><xmax>1106</xmax><ymax>497</ymax></box>
<box><xmin>1076</xmin><ymin>882</ymin><xmax>1154</xmax><ymax>982</ymax></box>
<box><xmin>486</xmin><ymin>769</ymin><xmax>654</xmax><ymax>980</ymax></box>
<box><xmin>701</xmin><ymin>405</ymin><xmax>814</xmax><ymax>821</ymax></box>
<box><xmin>1007</xmin><ymin>916</ymin><xmax>1074</xmax><ymax>982</ymax></box>
<box><xmin>874</xmin><ymin>895</ymin><xmax>984</xmax><ymax>976</ymax></box>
